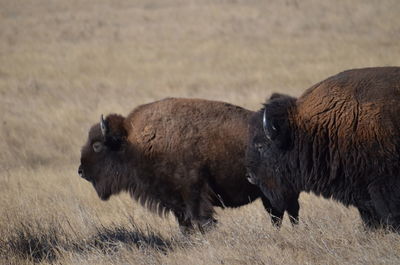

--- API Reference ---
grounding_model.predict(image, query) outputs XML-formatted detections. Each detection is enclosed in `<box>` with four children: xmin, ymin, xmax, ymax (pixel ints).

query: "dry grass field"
<box><xmin>1</xmin><ymin>0</ymin><xmax>400</xmax><ymax>264</ymax></box>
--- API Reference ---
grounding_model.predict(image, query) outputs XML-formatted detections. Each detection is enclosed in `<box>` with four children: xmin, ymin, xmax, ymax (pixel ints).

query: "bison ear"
<box><xmin>101</xmin><ymin>114</ymin><xmax>127</xmax><ymax>150</ymax></box>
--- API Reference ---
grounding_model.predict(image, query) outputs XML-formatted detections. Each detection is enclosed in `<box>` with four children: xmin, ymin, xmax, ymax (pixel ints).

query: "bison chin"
<box><xmin>92</xmin><ymin>182</ymin><xmax>113</xmax><ymax>201</ymax></box>
<box><xmin>99</xmin><ymin>191</ymin><xmax>112</xmax><ymax>201</ymax></box>
<box><xmin>259</xmin><ymin>185</ymin><xmax>287</xmax><ymax>213</ymax></box>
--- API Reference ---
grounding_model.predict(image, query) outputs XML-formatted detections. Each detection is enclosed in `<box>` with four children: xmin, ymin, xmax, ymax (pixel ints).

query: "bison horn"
<box><xmin>263</xmin><ymin>108</ymin><xmax>276</xmax><ymax>140</ymax></box>
<box><xmin>262</xmin><ymin>109</ymin><xmax>271</xmax><ymax>140</ymax></box>
<box><xmin>100</xmin><ymin>114</ymin><xmax>107</xmax><ymax>138</ymax></box>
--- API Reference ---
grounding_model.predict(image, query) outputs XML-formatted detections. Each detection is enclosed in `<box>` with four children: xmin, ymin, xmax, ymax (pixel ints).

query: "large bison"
<box><xmin>246</xmin><ymin>67</ymin><xmax>400</xmax><ymax>230</ymax></box>
<box><xmin>79</xmin><ymin>98</ymin><xmax>299</xmax><ymax>234</ymax></box>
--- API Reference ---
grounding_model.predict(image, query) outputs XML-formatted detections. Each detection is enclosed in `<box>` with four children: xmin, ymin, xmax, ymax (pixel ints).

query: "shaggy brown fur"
<box><xmin>246</xmin><ymin>67</ymin><xmax>400</xmax><ymax>230</ymax></box>
<box><xmin>79</xmin><ymin>98</ymin><xmax>300</xmax><ymax>234</ymax></box>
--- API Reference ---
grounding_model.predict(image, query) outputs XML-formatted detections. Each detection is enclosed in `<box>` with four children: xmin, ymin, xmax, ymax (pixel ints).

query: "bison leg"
<box><xmin>368</xmin><ymin>177</ymin><xmax>400</xmax><ymax>231</ymax></box>
<box><xmin>190</xmin><ymin>193</ymin><xmax>217</xmax><ymax>234</ymax></box>
<box><xmin>286</xmin><ymin>192</ymin><xmax>300</xmax><ymax>226</ymax></box>
<box><xmin>174</xmin><ymin>212</ymin><xmax>195</xmax><ymax>235</ymax></box>
<box><xmin>357</xmin><ymin>207</ymin><xmax>381</xmax><ymax>229</ymax></box>
<box><xmin>261</xmin><ymin>196</ymin><xmax>284</xmax><ymax>227</ymax></box>
<box><xmin>182</xmin><ymin>174</ymin><xmax>217</xmax><ymax>234</ymax></box>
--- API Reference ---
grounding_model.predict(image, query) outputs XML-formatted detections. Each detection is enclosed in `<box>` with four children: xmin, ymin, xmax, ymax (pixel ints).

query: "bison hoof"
<box><xmin>197</xmin><ymin>218</ymin><xmax>218</xmax><ymax>234</ymax></box>
<box><xmin>179</xmin><ymin>225</ymin><xmax>195</xmax><ymax>236</ymax></box>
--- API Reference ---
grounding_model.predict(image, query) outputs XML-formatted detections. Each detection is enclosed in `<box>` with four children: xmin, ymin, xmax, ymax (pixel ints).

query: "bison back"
<box><xmin>125</xmin><ymin>98</ymin><xmax>260</xmax><ymax>207</ymax></box>
<box><xmin>295</xmin><ymin>67</ymin><xmax>400</xmax><ymax>192</ymax></box>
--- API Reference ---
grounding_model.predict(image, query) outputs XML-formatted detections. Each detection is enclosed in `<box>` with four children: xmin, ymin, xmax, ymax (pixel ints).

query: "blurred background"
<box><xmin>1</xmin><ymin>0</ymin><xmax>400</xmax><ymax>264</ymax></box>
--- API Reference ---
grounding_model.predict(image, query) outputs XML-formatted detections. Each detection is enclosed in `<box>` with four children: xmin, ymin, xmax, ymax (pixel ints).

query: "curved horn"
<box><xmin>263</xmin><ymin>108</ymin><xmax>277</xmax><ymax>140</ymax></box>
<box><xmin>100</xmin><ymin>114</ymin><xmax>107</xmax><ymax>138</ymax></box>
<box><xmin>263</xmin><ymin>108</ymin><xmax>271</xmax><ymax>140</ymax></box>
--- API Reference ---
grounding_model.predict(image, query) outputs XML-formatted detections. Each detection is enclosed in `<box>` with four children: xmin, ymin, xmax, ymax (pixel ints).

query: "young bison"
<box><xmin>79</xmin><ymin>98</ymin><xmax>299</xmax><ymax>234</ymax></box>
<box><xmin>246</xmin><ymin>67</ymin><xmax>400</xmax><ymax>231</ymax></box>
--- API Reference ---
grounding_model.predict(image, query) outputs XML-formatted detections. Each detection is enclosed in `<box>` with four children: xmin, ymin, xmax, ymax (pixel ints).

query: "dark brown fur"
<box><xmin>79</xmin><ymin>98</ymin><xmax>300</xmax><ymax>233</ymax></box>
<box><xmin>246</xmin><ymin>67</ymin><xmax>400</xmax><ymax>230</ymax></box>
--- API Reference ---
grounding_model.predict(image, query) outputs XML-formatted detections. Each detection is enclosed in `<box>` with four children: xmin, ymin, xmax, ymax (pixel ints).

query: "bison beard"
<box><xmin>79</xmin><ymin>98</ymin><xmax>300</xmax><ymax>234</ymax></box>
<box><xmin>247</xmin><ymin>66</ymin><xmax>400</xmax><ymax>231</ymax></box>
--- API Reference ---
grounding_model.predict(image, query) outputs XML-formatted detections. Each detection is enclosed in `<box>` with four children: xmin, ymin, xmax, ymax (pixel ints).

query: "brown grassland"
<box><xmin>1</xmin><ymin>0</ymin><xmax>400</xmax><ymax>264</ymax></box>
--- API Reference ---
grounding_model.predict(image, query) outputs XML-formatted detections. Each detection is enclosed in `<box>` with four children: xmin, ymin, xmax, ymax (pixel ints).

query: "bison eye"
<box><xmin>254</xmin><ymin>143</ymin><xmax>264</xmax><ymax>153</ymax></box>
<box><xmin>92</xmin><ymin>141</ymin><xmax>104</xmax><ymax>153</ymax></box>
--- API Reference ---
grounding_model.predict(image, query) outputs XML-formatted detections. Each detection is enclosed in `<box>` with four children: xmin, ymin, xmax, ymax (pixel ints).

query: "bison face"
<box><xmin>246</xmin><ymin>94</ymin><xmax>297</xmax><ymax>212</ymax></box>
<box><xmin>245</xmin><ymin>115</ymin><xmax>268</xmax><ymax>187</ymax></box>
<box><xmin>79</xmin><ymin>114</ymin><xmax>128</xmax><ymax>201</ymax></box>
<box><xmin>246</xmin><ymin>111</ymin><xmax>288</xmax><ymax>212</ymax></box>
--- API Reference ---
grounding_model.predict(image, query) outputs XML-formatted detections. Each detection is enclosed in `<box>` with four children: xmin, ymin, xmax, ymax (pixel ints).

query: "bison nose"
<box><xmin>78</xmin><ymin>165</ymin><xmax>84</xmax><ymax>178</ymax></box>
<box><xmin>246</xmin><ymin>171</ymin><xmax>257</xmax><ymax>185</ymax></box>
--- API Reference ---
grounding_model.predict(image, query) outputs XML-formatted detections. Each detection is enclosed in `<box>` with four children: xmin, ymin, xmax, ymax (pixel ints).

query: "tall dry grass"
<box><xmin>1</xmin><ymin>0</ymin><xmax>400</xmax><ymax>264</ymax></box>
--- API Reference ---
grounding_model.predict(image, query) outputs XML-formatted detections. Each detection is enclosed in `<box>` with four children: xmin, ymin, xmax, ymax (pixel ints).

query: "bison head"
<box><xmin>246</xmin><ymin>93</ymin><xmax>297</xmax><ymax>212</ymax></box>
<box><xmin>79</xmin><ymin>114</ymin><xmax>128</xmax><ymax>200</ymax></box>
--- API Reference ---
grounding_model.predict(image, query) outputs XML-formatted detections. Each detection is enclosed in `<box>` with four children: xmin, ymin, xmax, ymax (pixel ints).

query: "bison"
<box><xmin>79</xmin><ymin>98</ymin><xmax>299</xmax><ymax>234</ymax></box>
<box><xmin>246</xmin><ymin>67</ymin><xmax>400</xmax><ymax>230</ymax></box>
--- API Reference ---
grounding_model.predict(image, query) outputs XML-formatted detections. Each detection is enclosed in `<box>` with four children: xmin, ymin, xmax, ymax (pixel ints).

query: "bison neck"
<box><xmin>286</xmin><ymin>124</ymin><xmax>373</xmax><ymax>207</ymax></box>
<box><xmin>107</xmin><ymin>152</ymin><xmax>174</xmax><ymax>217</ymax></box>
